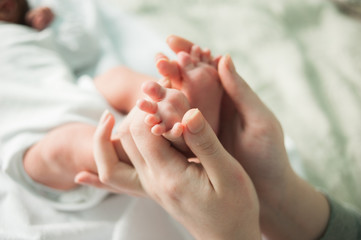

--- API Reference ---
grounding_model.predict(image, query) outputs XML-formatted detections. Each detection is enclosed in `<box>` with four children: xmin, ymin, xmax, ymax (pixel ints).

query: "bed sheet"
<box><xmin>108</xmin><ymin>0</ymin><xmax>361</xmax><ymax>210</ymax></box>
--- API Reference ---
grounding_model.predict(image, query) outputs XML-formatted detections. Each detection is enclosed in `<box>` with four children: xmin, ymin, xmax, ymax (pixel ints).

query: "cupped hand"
<box><xmin>117</xmin><ymin>107</ymin><xmax>261</xmax><ymax>240</ymax></box>
<box><xmin>217</xmin><ymin>55</ymin><xmax>293</xmax><ymax>204</ymax></box>
<box><xmin>165</xmin><ymin>35</ymin><xmax>298</xmax><ymax>237</ymax></box>
<box><xmin>75</xmin><ymin>110</ymin><xmax>145</xmax><ymax>197</ymax></box>
<box><xmin>75</xmin><ymin>100</ymin><xmax>262</xmax><ymax>240</ymax></box>
<box><xmin>166</xmin><ymin>34</ymin><xmax>292</xmax><ymax>208</ymax></box>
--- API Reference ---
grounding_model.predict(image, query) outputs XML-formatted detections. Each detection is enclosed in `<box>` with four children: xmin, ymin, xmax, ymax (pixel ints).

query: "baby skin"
<box><xmin>23</xmin><ymin>38</ymin><xmax>222</xmax><ymax>191</ymax></box>
<box><xmin>0</xmin><ymin>0</ymin><xmax>54</xmax><ymax>31</ymax></box>
<box><xmin>25</xmin><ymin>6</ymin><xmax>54</xmax><ymax>31</ymax></box>
<box><xmin>137</xmin><ymin>45</ymin><xmax>223</xmax><ymax>152</ymax></box>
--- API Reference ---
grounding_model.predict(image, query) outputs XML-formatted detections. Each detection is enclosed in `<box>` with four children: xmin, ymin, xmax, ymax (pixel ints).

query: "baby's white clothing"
<box><xmin>0</xmin><ymin>0</ymin><xmax>173</xmax><ymax>212</ymax></box>
<box><xmin>0</xmin><ymin>1</ymin><xmax>194</xmax><ymax>239</ymax></box>
<box><xmin>0</xmin><ymin>20</ymin><xmax>122</xmax><ymax>210</ymax></box>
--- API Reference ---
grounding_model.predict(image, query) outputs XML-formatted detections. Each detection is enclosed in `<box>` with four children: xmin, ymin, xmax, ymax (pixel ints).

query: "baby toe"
<box><xmin>137</xmin><ymin>99</ymin><xmax>158</xmax><ymax>114</ymax></box>
<box><xmin>141</xmin><ymin>81</ymin><xmax>166</xmax><ymax>102</ymax></box>
<box><xmin>151</xmin><ymin>123</ymin><xmax>166</xmax><ymax>136</ymax></box>
<box><xmin>145</xmin><ymin>114</ymin><xmax>161</xmax><ymax>126</ymax></box>
<box><xmin>201</xmin><ymin>48</ymin><xmax>212</xmax><ymax>64</ymax></box>
<box><xmin>169</xmin><ymin>122</ymin><xmax>183</xmax><ymax>139</ymax></box>
<box><xmin>190</xmin><ymin>45</ymin><xmax>201</xmax><ymax>62</ymax></box>
<box><xmin>177</xmin><ymin>52</ymin><xmax>194</xmax><ymax>71</ymax></box>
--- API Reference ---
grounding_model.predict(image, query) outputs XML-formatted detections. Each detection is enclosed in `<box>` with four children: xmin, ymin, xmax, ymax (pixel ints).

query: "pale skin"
<box><xmin>4</xmin><ymin>0</ymin><xmax>155</xmax><ymax>190</ymax></box>
<box><xmin>0</xmin><ymin>0</ymin><xmax>54</xmax><ymax>31</ymax></box>
<box><xmin>94</xmin><ymin>107</ymin><xmax>262</xmax><ymax>240</ymax></box>
<box><xmin>154</xmin><ymin>45</ymin><xmax>223</xmax><ymax>135</ymax></box>
<box><xmin>77</xmin><ymin>36</ymin><xmax>331</xmax><ymax>240</ymax></box>
<box><xmin>23</xmin><ymin>36</ymin><xmax>222</xmax><ymax>190</ymax></box>
<box><xmin>137</xmin><ymin>46</ymin><xmax>222</xmax><ymax>152</ymax></box>
<box><xmin>23</xmin><ymin>66</ymin><xmax>156</xmax><ymax>190</ymax></box>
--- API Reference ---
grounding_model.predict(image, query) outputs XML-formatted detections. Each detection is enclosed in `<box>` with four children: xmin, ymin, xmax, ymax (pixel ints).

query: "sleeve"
<box><xmin>320</xmin><ymin>195</ymin><xmax>361</xmax><ymax>240</ymax></box>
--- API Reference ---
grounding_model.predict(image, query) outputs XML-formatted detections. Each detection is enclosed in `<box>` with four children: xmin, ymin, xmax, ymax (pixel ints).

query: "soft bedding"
<box><xmin>0</xmin><ymin>0</ymin><xmax>360</xmax><ymax>239</ymax></box>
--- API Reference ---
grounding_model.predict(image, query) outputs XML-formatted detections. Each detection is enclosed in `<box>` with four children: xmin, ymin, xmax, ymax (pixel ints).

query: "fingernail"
<box><xmin>74</xmin><ymin>178</ymin><xmax>80</xmax><ymax>184</ymax></box>
<box><xmin>185</xmin><ymin>109</ymin><xmax>205</xmax><ymax>134</ymax></box>
<box><xmin>226</xmin><ymin>54</ymin><xmax>236</xmax><ymax>73</ymax></box>
<box><xmin>100</xmin><ymin>109</ymin><xmax>110</xmax><ymax>123</ymax></box>
<box><xmin>74</xmin><ymin>175</ymin><xmax>83</xmax><ymax>184</ymax></box>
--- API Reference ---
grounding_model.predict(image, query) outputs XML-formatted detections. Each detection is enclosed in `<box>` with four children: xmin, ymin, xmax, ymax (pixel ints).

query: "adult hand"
<box><xmin>217</xmin><ymin>55</ymin><xmax>330</xmax><ymax>239</ymax></box>
<box><xmin>167</xmin><ymin>35</ymin><xmax>329</xmax><ymax>240</ymax></box>
<box><xmin>166</xmin><ymin>35</ymin><xmax>289</xmax><ymax>190</ymax></box>
<box><xmin>96</xmin><ymin>107</ymin><xmax>261</xmax><ymax>240</ymax></box>
<box><xmin>166</xmin><ymin>34</ymin><xmax>290</xmax><ymax>206</ymax></box>
<box><xmin>75</xmin><ymin>110</ymin><xmax>145</xmax><ymax>197</ymax></box>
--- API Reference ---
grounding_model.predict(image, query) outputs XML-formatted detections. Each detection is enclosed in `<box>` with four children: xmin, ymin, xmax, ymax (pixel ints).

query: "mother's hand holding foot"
<box><xmin>78</xmin><ymin>36</ymin><xmax>332</xmax><ymax>239</ymax></box>
<box><xmin>119</xmin><ymin>107</ymin><xmax>260</xmax><ymax>240</ymax></box>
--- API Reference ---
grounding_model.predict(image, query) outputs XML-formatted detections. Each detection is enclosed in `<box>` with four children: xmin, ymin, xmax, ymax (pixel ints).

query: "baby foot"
<box><xmin>137</xmin><ymin>81</ymin><xmax>190</xmax><ymax>152</ymax></box>
<box><xmin>156</xmin><ymin>45</ymin><xmax>223</xmax><ymax>134</ymax></box>
<box><xmin>26</xmin><ymin>7</ymin><xmax>54</xmax><ymax>31</ymax></box>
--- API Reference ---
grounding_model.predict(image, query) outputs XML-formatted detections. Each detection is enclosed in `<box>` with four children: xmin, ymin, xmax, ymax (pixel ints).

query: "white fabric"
<box><xmin>0</xmin><ymin>19</ymin><xmax>118</xmax><ymax>210</ymax></box>
<box><xmin>0</xmin><ymin>0</ymin><xmax>172</xmax><ymax>210</ymax></box>
<box><xmin>0</xmin><ymin>0</ymin><xmax>192</xmax><ymax>240</ymax></box>
<box><xmin>0</xmin><ymin>173</ymin><xmax>192</xmax><ymax>240</ymax></box>
<box><xmin>0</xmin><ymin>0</ymin><xmax>194</xmax><ymax>239</ymax></box>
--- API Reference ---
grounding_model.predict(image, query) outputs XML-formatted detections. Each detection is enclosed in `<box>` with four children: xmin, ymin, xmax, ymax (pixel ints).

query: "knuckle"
<box><xmin>197</xmin><ymin>137</ymin><xmax>220</xmax><ymax>157</ymax></box>
<box><xmin>98</xmin><ymin>169</ymin><xmax>113</xmax><ymax>185</ymax></box>
<box><xmin>162</xmin><ymin>178</ymin><xmax>182</xmax><ymax>200</ymax></box>
<box><xmin>117</xmin><ymin>125</ymin><xmax>130</xmax><ymax>140</ymax></box>
<box><xmin>143</xmin><ymin>173</ymin><xmax>184</xmax><ymax>204</ymax></box>
<box><xmin>252</xmin><ymin>117</ymin><xmax>282</xmax><ymax>138</ymax></box>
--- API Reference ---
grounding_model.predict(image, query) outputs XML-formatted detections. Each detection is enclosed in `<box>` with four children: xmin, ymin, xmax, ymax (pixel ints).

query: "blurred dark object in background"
<box><xmin>331</xmin><ymin>0</ymin><xmax>361</xmax><ymax>19</ymax></box>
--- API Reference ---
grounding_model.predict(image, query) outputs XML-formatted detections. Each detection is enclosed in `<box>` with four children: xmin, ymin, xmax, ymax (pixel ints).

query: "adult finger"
<box><xmin>218</xmin><ymin>55</ymin><xmax>270</xmax><ymax>120</ymax></box>
<box><xmin>74</xmin><ymin>171</ymin><xmax>121</xmax><ymax>194</ymax></box>
<box><xmin>166</xmin><ymin>35</ymin><xmax>194</xmax><ymax>54</ymax></box>
<box><xmin>182</xmin><ymin>109</ymin><xmax>239</xmax><ymax>190</ymax></box>
<box><xmin>94</xmin><ymin>110</ymin><xmax>144</xmax><ymax>196</ymax></box>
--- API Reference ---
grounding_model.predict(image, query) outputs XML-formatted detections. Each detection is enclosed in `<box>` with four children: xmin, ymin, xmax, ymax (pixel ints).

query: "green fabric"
<box><xmin>320</xmin><ymin>196</ymin><xmax>361</xmax><ymax>240</ymax></box>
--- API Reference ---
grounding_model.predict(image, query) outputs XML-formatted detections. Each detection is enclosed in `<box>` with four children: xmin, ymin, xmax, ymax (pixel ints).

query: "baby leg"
<box><xmin>94</xmin><ymin>66</ymin><xmax>156</xmax><ymax>114</ymax></box>
<box><xmin>23</xmin><ymin>123</ymin><xmax>98</xmax><ymax>190</ymax></box>
<box><xmin>137</xmin><ymin>81</ymin><xmax>190</xmax><ymax>153</ymax></box>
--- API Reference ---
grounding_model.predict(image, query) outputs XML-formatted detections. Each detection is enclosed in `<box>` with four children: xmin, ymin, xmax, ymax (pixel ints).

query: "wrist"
<box><xmin>192</xmin><ymin>225</ymin><xmax>261</xmax><ymax>240</ymax></box>
<box><xmin>260</xmin><ymin>170</ymin><xmax>330</xmax><ymax>240</ymax></box>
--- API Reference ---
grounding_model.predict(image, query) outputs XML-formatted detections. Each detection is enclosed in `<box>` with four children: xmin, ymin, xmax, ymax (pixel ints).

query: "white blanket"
<box><xmin>0</xmin><ymin>0</ymin><xmax>193</xmax><ymax>239</ymax></box>
<box><xmin>0</xmin><ymin>0</ymin><xmax>165</xmax><ymax>209</ymax></box>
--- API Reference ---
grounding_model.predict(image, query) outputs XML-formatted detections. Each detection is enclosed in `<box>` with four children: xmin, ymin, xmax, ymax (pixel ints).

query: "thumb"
<box><xmin>182</xmin><ymin>109</ymin><xmax>237</xmax><ymax>189</ymax></box>
<box><xmin>218</xmin><ymin>55</ymin><xmax>268</xmax><ymax>119</ymax></box>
